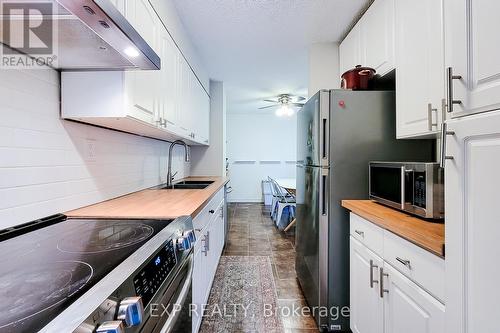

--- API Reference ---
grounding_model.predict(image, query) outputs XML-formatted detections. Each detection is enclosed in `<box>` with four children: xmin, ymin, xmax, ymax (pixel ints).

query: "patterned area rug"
<box><xmin>199</xmin><ymin>256</ymin><xmax>285</xmax><ymax>333</ymax></box>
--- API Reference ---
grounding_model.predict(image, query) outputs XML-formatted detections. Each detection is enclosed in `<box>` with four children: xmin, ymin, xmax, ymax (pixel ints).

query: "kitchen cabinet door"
<box><xmin>159</xmin><ymin>27</ymin><xmax>184</xmax><ymax>134</ymax></box>
<box><xmin>200</xmin><ymin>91</ymin><xmax>210</xmax><ymax>144</ymax></box>
<box><xmin>124</xmin><ymin>0</ymin><xmax>159</xmax><ymax>53</ymax></box>
<box><xmin>175</xmin><ymin>55</ymin><xmax>191</xmax><ymax>137</ymax></box>
<box><xmin>213</xmin><ymin>204</ymin><xmax>225</xmax><ymax>261</ymax></box>
<box><xmin>339</xmin><ymin>23</ymin><xmax>362</xmax><ymax>76</ymax></box>
<box><xmin>126</xmin><ymin>71</ymin><xmax>159</xmax><ymax>126</ymax></box>
<box><xmin>445</xmin><ymin>0</ymin><xmax>500</xmax><ymax>117</ymax></box>
<box><xmin>350</xmin><ymin>237</ymin><xmax>384</xmax><ymax>333</ymax></box>
<box><xmin>383</xmin><ymin>264</ymin><xmax>445</xmax><ymax>333</ymax></box>
<box><xmin>124</xmin><ymin>0</ymin><xmax>161</xmax><ymax>126</ymax></box>
<box><xmin>192</xmin><ymin>240</ymin><xmax>207</xmax><ymax>333</ymax></box>
<box><xmin>361</xmin><ymin>0</ymin><xmax>395</xmax><ymax>76</ymax></box>
<box><xmin>395</xmin><ymin>0</ymin><xmax>445</xmax><ymax>138</ymax></box>
<box><xmin>444</xmin><ymin>110</ymin><xmax>500</xmax><ymax>333</ymax></box>
<box><xmin>193</xmin><ymin>80</ymin><xmax>210</xmax><ymax>144</ymax></box>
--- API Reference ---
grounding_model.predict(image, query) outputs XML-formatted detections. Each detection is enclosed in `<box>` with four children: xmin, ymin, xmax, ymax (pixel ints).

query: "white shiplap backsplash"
<box><xmin>0</xmin><ymin>68</ymin><xmax>190</xmax><ymax>229</ymax></box>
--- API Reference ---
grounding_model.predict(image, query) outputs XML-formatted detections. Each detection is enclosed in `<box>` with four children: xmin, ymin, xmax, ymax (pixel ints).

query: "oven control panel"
<box><xmin>133</xmin><ymin>240</ymin><xmax>176</xmax><ymax>306</ymax></box>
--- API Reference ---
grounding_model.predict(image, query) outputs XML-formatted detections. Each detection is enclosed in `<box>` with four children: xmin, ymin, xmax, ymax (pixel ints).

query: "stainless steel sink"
<box><xmin>175</xmin><ymin>180</ymin><xmax>214</xmax><ymax>185</ymax></box>
<box><xmin>152</xmin><ymin>180</ymin><xmax>214</xmax><ymax>190</ymax></box>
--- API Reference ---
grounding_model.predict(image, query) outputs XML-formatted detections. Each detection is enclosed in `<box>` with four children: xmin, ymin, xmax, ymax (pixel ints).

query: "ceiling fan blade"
<box><xmin>258</xmin><ymin>104</ymin><xmax>280</xmax><ymax>109</ymax></box>
<box><xmin>290</xmin><ymin>103</ymin><xmax>305</xmax><ymax>107</ymax></box>
<box><xmin>263</xmin><ymin>99</ymin><xmax>278</xmax><ymax>103</ymax></box>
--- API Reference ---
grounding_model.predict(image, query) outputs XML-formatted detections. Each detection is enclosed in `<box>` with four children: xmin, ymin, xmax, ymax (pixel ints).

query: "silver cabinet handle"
<box><xmin>370</xmin><ymin>260</ymin><xmax>379</xmax><ymax>288</ymax></box>
<box><xmin>446</xmin><ymin>67</ymin><xmax>462</xmax><ymax>113</ymax></box>
<box><xmin>156</xmin><ymin>117</ymin><xmax>167</xmax><ymax>127</ymax></box>
<box><xmin>202</xmin><ymin>231</ymin><xmax>210</xmax><ymax>256</ymax></box>
<box><xmin>354</xmin><ymin>230</ymin><xmax>364</xmax><ymax>237</ymax></box>
<box><xmin>379</xmin><ymin>267</ymin><xmax>389</xmax><ymax>298</ymax></box>
<box><xmin>396</xmin><ymin>257</ymin><xmax>411</xmax><ymax>269</ymax></box>
<box><xmin>427</xmin><ymin>103</ymin><xmax>438</xmax><ymax>131</ymax></box>
<box><xmin>440</xmin><ymin>122</ymin><xmax>455</xmax><ymax>168</ymax></box>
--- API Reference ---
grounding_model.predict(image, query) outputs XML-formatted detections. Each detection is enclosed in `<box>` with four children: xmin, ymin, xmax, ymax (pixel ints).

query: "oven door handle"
<box><xmin>159</xmin><ymin>254</ymin><xmax>194</xmax><ymax>333</ymax></box>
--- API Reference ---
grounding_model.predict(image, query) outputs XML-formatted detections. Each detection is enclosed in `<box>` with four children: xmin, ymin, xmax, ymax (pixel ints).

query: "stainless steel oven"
<box><xmin>36</xmin><ymin>216</ymin><xmax>196</xmax><ymax>333</ymax></box>
<box><xmin>369</xmin><ymin>162</ymin><xmax>444</xmax><ymax>219</ymax></box>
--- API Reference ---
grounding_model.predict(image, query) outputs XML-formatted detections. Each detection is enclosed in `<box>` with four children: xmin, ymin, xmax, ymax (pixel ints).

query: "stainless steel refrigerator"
<box><xmin>295</xmin><ymin>90</ymin><xmax>434</xmax><ymax>332</ymax></box>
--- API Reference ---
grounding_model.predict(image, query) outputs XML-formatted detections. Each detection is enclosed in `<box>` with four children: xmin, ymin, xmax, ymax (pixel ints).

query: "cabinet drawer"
<box><xmin>350</xmin><ymin>213</ymin><xmax>384</xmax><ymax>255</ymax></box>
<box><xmin>383</xmin><ymin>230</ymin><xmax>445</xmax><ymax>302</ymax></box>
<box><xmin>193</xmin><ymin>188</ymin><xmax>224</xmax><ymax>236</ymax></box>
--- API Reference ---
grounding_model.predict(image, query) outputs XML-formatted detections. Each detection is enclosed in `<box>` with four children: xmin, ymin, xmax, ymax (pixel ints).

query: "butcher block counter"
<box><xmin>66</xmin><ymin>176</ymin><xmax>229</xmax><ymax>219</ymax></box>
<box><xmin>342</xmin><ymin>200</ymin><xmax>445</xmax><ymax>257</ymax></box>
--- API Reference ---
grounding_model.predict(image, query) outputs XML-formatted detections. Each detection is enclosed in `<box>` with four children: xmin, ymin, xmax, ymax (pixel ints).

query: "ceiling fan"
<box><xmin>258</xmin><ymin>94</ymin><xmax>306</xmax><ymax>116</ymax></box>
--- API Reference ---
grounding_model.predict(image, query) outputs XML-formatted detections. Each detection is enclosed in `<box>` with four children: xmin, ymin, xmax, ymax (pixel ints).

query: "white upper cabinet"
<box><xmin>339</xmin><ymin>0</ymin><xmax>395</xmax><ymax>77</ymax></box>
<box><xmin>125</xmin><ymin>0</ymin><xmax>160</xmax><ymax>53</ymax></box>
<box><xmin>360</xmin><ymin>0</ymin><xmax>395</xmax><ymax>76</ymax></box>
<box><xmin>395</xmin><ymin>0</ymin><xmax>445</xmax><ymax>138</ymax></box>
<box><xmin>445</xmin><ymin>0</ymin><xmax>500</xmax><ymax>118</ymax></box>
<box><xmin>444</xmin><ymin>111</ymin><xmax>500</xmax><ymax>333</ymax></box>
<box><xmin>61</xmin><ymin>0</ymin><xmax>210</xmax><ymax>146</ymax></box>
<box><xmin>339</xmin><ymin>24</ymin><xmax>362</xmax><ymax>75</ymax></box>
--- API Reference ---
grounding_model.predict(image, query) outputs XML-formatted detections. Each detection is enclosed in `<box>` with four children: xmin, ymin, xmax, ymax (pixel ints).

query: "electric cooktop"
<box><xmin>0</xmin><ymin>215</ymin><xmax>172</xmax><ymax>333</ymax></box>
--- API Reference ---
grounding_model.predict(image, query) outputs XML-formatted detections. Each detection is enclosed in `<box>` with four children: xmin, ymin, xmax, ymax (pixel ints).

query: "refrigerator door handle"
<box><xmin>319</xmin><ymin>91</ymin><xmax>330</xmax><ymax>166</ymax></box>
<box><xmin>320</xmin><ymin>169</ymin><xmax>328</xmax><ymax>216</ymax></box>
<box><xmin>322</xmin><ymin>118</ymin><xmax>328</xmax><ymax>160</ymax></box>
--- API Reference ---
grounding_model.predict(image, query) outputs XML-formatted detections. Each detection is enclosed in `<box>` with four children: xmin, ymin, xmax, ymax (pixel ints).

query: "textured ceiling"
<box><xmin>172</xmin><ymin>0</ymin><xmax>369</xmax><ymax>114</ymax></box>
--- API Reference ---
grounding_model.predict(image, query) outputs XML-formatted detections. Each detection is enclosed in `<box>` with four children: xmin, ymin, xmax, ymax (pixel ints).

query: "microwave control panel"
<box><xmin>413</xmin><ymin>172</ymin><xmax>426</xmax><ymax>208</ymax></box>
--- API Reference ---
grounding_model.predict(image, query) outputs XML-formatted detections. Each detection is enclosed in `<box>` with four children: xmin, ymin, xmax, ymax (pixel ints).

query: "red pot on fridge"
<box><xmin>340</xmin><ymin>65</ymin><xmax>376</xmax><ymax>90</ymax></box>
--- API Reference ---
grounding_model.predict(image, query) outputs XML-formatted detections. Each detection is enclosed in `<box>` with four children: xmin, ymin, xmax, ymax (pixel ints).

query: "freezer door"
<box><xmin>295</xmin><ymin>164</ymin><xmax>329</xmax><ymax>328</ymax></box>
<box><xmin>297</xmin><ymin>91</ymin><xmax>330</xmax><ymax>167</ymax></box>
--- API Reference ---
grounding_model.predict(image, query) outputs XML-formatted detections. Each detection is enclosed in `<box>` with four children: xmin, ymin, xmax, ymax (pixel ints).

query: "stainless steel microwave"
<box><xmin>369</xmin><ymin>162</ymin><xmax>444</xmax><ymax>219</ymax></box>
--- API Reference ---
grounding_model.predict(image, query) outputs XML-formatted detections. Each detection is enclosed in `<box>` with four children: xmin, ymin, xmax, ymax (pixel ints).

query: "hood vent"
<box><xmin>0</xmin><ymin>0</ymin><xmax>160</xmax><ymax>70</ymax></box>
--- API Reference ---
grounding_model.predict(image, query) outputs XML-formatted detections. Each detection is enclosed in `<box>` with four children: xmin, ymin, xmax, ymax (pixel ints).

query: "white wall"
<box><xmin>308</xmin><ymin>42</ymin><xmax>340</xmax><ymax>97</ymax></box>
<box><xmin>190</xmin><ymin>80</ymin><xmax>226</xmax><ymax>176</ymax></box>
<box><xmin>0</xmin><ymin>68</ymin><xmax>190</xmax><ymax>229</ymax></box>
<box><xmin>226</xmin><ymin>113</ymin><xmax>296</xmax><ymax>202</ymax></box>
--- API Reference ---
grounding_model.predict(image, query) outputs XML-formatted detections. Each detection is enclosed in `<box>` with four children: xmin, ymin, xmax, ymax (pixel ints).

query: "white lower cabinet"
<box><xmin>383</xmin><ymin>264</ymin><xmax>444</xmax><ymax>333</ymax></box>
<box><xmin>192</xmin><ymin>189</ymin><xmax>225</xmax><ymax>333</ymax></box>
<box><xmin>349</xmin><ymin>215</ymin><xmax>445</xmax><ymax>333</ymax></box>
<box><xmin>350</xmin><ymin>237</ymin><xmax>384</xmax><ymax>333</ymax></box>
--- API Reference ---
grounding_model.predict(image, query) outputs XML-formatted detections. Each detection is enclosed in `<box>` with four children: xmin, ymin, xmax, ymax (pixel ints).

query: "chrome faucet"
<box><xmin>166</xmin><ymin>140</ymin><xmax>190</xmax><ymax>187</ymax></box>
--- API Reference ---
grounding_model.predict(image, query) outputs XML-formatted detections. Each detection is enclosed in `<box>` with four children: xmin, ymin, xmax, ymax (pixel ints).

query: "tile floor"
<box><xmin>223</xmin><ymin>203</ymin><xmax>319</xmax><ymax>333</ymax></box>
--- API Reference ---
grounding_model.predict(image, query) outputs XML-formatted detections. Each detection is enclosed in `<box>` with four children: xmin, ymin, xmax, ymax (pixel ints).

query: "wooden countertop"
<box><xmin>66</xmin><ymin>176</ymin><xmax>229</xmax><ymax>220</ymax></box>
<box><xmin>342</xmin><ymin>200</ymin><xmax>445</xmax><ymax>258</ymax></box>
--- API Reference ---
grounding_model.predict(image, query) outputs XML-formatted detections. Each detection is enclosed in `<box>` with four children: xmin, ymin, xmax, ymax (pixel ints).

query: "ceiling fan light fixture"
<box><xmin>276</xmin><ymin>104</ymin><xmax>294</xmax><ymax>117</ymax></box>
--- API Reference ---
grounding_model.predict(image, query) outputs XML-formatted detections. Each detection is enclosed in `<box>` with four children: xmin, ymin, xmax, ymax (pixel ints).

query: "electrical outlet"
<box><xmin>85</xmin><ymin>139</ymin><xmax>97</xmax><ymax>162</ymax></box>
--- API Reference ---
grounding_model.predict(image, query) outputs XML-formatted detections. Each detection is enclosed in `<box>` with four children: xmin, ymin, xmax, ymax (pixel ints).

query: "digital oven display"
<box><xmin>133</xmin><ymin>240</ymin><xmax>177</xmax><ymax>306</ymax></box>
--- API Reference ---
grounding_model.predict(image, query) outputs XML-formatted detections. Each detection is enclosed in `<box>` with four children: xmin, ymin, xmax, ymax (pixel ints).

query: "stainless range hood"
<box><xmin>0</xmin><ymin>0</ymin><xmax>160</xmax><ymax>70</ymax></box>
